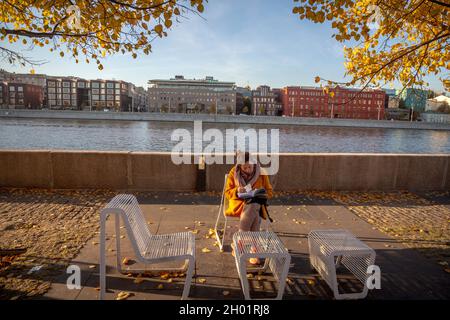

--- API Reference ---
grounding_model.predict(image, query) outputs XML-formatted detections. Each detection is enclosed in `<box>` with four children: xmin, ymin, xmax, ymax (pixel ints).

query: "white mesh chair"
<box><xmin>233</xmin><ymin>231</ymin><xmax>291</xmax><ymax>300</ymax></box>
<box><xmin>213</xmin><ymin>174</ymin><xmax>271</xmax><ymax>251</ymax></box>
<box><xmin>99</xmin><ymin>194</ymin><xmax>195</xmax><ymax>300</ymax></box>
<box><xmin>308</xmin><ymin>229</ymin><xmax>376</xmax><ymax>300</ymax></box>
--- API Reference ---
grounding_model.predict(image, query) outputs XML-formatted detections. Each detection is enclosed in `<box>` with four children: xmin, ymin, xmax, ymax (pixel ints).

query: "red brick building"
<box><xmin>280</xmin><ymin>86</ymin><xmax>386</xmax><ymax>120</ymax></box>
<box><xmin>0</xmin><ymin>82</ymin><xmax>44</xmax><ymax>109</ymax></box>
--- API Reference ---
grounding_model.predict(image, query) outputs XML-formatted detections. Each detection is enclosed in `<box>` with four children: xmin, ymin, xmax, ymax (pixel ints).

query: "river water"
<box><xmin>0</xmin><ymin>118</ymin><xmax>449</xmax><ymax>153</ymax></box>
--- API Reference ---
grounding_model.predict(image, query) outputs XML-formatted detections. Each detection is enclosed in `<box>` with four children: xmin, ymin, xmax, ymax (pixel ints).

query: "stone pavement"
<box><xmin>0</xmin><ymin>189</ymin><xmax>449</xmax><ymax>300</ymax></box>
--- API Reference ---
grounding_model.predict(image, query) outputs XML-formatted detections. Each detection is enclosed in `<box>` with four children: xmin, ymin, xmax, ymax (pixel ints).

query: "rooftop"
<box><xmin>148</xmin><ymin>76</ymin><xmax>235</xmax><ymax>88</ymax></box>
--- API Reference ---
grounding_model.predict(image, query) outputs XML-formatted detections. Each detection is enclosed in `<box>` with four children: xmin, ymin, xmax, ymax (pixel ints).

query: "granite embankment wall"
<box><xmin>0</xmin><ymin>150</ymin><xmax>448</xmax><ymax>191</ymax></box>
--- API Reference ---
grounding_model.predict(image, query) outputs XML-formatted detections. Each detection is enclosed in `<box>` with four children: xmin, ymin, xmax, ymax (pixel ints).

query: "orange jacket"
<box><xmin>224</xmin><ymin>166</ymin><xmax>273</xmax><ymax>217</ymax></box>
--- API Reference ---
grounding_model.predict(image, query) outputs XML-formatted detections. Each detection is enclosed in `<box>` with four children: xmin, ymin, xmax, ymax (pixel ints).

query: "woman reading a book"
<box><xmin>225</xmin><ymin>152</ymin><xmax>273</xmax><ymax>263</ymax></box>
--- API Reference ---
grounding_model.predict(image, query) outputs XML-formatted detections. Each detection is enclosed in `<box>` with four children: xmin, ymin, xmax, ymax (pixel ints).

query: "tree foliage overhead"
<box><xmin>293</xmin><ymin>0</ymin><xmax>450</xmax><ymax>91</ymax></box>
<box><xmin>0</xmin><ymin>0</ymin><xmax>205</xmax><ymax>70</ymax></box>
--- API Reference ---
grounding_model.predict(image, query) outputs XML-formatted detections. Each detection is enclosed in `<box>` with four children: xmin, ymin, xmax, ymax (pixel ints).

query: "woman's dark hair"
<box><xmin>235</xmin><ymin>151</ymin><xmax>252</xmax><ymax>164</ymax></box>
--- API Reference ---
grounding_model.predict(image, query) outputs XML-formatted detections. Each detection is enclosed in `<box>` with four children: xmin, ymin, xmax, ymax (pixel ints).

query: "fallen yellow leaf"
<box><xmin>116</xmin><ymin>291</ymin><xmax>133</xmax><ymax>300</ymax></box>
<box><xmin>160</xmin><ymin>272</ymin><xmax>170</xmax><ymax>280</ymax></box>
<box><xmin>133</xmin><ymin>277</ymin><xmax>144</xmax><ymax>284</ymax></box>
<box><xmin>202</xmin><ymin>247</ymin><xmax>211</xmax><ymax>253</ymax></box>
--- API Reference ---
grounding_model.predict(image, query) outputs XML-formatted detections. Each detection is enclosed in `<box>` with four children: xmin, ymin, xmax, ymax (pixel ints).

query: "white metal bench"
<box><xmin>99</xmin><ymin>194</ymin><xmax>195</xmax><ymax>300</ymax></box>
<box><xmin>308</xmin><ymin>229</ymin><xmax>376</xmax><ymax>300</ymax></box>
<box><xmin>233</xmin><ymin>231</ymin><xmax>291</xmax><ymax>300</ymax></box>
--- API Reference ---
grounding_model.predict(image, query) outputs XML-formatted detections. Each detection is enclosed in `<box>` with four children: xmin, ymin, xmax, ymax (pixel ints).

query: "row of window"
<box><xmin>294</xmin><ymin>112</ymin><xmax>381</xmax><ymax>118</ymax></box>
<box><xmin>92</xmin><ymin>101</ymin><xmax>121</xmax><ymax>107</ymax></box>
<box><xmin>289</xmin><ymin>90</ymin><xmax>384</xmax><ymax>99</ymax></box>
<box><xmin>289</xmin><ymin>97</ymin><xmax>382</xmax><ymax>105</ymax></box>
<box><xmin>156</xmin><ymin>96</ymin><xmax>234</xmax><ymax>103</ymax></box>
<box><xmin>48</xmin><ymin>81</ymin><xmax>128</xmax><ymax>90</ymax></box>
<box><xmin>92</xmin><ymin>95</ymin><xmax>121</xmax><ymax>101</ymax></box>
<box><xmin>6</xmin><ymin>86</ymin><xmax>24</xmax><ymax>92</ymax></box>
<box><xmin>6</xmin><ymin>98</ymin><xmax>25</xmax><ymax>104</ymax></box>
<box><xmin>152</xmin><ymin>91</ymin><xmax>234</xmax><ymax>96</ymax></box>
<box><xmin>253</xmin><ymin>103</ymin><xmax>281</xmax><ymax>109</ymax></box>
<box><xmin>293</xmin><ymin>105</ymin><xmax>381</xmax><ymax>111</ymax></box>
<box><xmin>253</xmin><ymin>98</ymin><xmax>276</xmax><ymax>103</ymax></box>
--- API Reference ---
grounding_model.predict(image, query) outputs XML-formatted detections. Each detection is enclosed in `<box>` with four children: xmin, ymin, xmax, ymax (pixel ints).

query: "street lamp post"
<box><xmin>377</xmin><ymin>100</ymin><xmax>382</xmax><ymax>120</ymax></box>
<box><xmin>215</xmin><ymin>97</ymin><xmax>218</xmax><ymax>118</ymax></box>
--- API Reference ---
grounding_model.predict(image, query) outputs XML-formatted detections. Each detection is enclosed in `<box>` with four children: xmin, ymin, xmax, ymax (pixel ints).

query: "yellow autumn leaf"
<box><xmin>116</xmin><ymin>291</ymin><xmax>133</xmax><ymax>300</ymax></box>
<box><xmin>160</xmin><ymin>272</ymin><xmax>170</xmax><ymax>280</ymax></box>
<box><xmin>154</xmin><ymin>24</ymin><xmax>163</xmax><ymax>34</ymax></box>
<box><xmin>133</xmin><ymin>277</ymin><xmax>144</xmax><ymax>284</ymax></box>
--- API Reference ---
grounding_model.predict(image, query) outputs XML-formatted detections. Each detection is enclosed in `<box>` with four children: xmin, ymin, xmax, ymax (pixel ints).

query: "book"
<box><xmin>237</xmin><ymin>188</ymin><xmax>267</xmax><ymax>199</ymax></box>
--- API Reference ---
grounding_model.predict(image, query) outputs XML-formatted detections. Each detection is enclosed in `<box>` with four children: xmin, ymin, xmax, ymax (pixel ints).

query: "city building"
<box><xmin>421</xmin><ymin>112</ymin><xmax>450</xmax><ymax>124</ymax></box>
<box><xmin>46</xmin><ymin>76</ymin><xmax>79</xmax><ymax>110</ymax></box>
<box><xmin>280</xmin><ymin>86</ymin><xmax>386</xmax><ymax>120</ymax></box>
<box><xmin>130</xmin><ymin>85</ymin><xmax>149</xmax><ymax>112</ymax></box>
<box><xmin>387</xmin><ymin>95</ymin><xmax>400</xmax><ymax>108</ymax></box>
<box><xmin>251</xmin><ymin>85</ymin><xmax>282</xmax><ymax>116</ymax></box>
<box><xmin>382</xmin><ymin>88</ymin><xmax>398</xmax><ymax>109</ymax></box>
<box><xmin>90</xmin><ymin>79</ymin><xmax>132</xmax><ymax>111</ymax></box>
<box><xmin>235</xmin><ymin>86</ymin><xmax>252</xmax><ymax>114</ymax></box>
<box><xmin>385</xmin><ymin>108</ymin><xmax>410</xmax><ymax>120</ymax></box>
<box><xmin>148</xmin><ymin>75</ymin><xmax>236</xmax><ymax>114</ymax></box>
<box><xmin>0</xmin><ymin>82</ymin><xmax>6</xmax><ymax>107</ymax></box>
<box><xmin>0</xmin><ymin>69</ymin><xmax>47</xmax><ymax>87</ymax></box>
<box><xmin>1</xmin><ymin>69</ymin><xmax>147</xmax><ymax>111</ymax></box>
<box><xmin>0</xmin><ymin>82</ymin><xmax>44</xmax><ymax>109</ymax></box>
<box><xmin>398</xmin><ymin>88</ymin><xmax>428</xmax><ymax>112</ymax></box>
<box><xmin>46</xmin><ymin>77</ymin><xmax>142</xmax><ymax>111</ymax></box>
<box><xmin>425</xmin><ymin>95</ymin><xmax>450</xmax><ymax>112</ymax></box>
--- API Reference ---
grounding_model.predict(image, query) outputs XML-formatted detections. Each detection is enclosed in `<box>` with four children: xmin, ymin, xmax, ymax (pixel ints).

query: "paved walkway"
<box><xmin>1</xmin><ymin>189</ymin><xmax>449</xmax><ymax>300</ymax></box>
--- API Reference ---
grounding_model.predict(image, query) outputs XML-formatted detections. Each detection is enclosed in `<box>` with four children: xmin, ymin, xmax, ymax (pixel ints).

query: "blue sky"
<box><xmin>0</xmin><ymin>0</ymin><xmax>445</xmax><ymax>91</ymax></box>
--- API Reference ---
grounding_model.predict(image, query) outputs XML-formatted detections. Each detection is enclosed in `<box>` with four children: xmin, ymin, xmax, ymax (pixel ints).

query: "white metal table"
<box><xmin>233</xmin><ymin>231</ymin><xmax>291</xmax><ymax>300</ymax></box>
<box><xmin>308</xmin><ymin>229</ymin><xmax>376</xmax><ymax>300</ymax></box>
